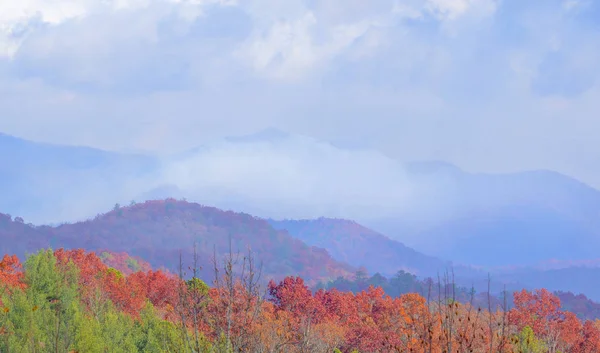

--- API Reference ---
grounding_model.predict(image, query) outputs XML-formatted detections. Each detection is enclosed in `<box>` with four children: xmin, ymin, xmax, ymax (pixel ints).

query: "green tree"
<box><xmin>137</xmin><ymin>302</ymin><xmax>192</xmax><ymax>352</ymax></box>
<box><xmin>516</xmin><ymin>326</ymin><xmax>546</xmax><ymax>353</ymax></box>
<box><xmin>0</xmin><ymin>249</ymin><xmax>80</xmax><ymax>352</ymax></box>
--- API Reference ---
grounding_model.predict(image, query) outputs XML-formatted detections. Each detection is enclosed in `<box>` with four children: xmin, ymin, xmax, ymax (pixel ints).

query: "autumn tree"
<box><xmin>510</xmin><ymin>289</ymin><xmax>582</xmax><ymax>353</ymax></box>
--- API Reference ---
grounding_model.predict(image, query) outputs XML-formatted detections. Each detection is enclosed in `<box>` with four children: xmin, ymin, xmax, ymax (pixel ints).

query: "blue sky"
<box><xmin>1</xmin><ymin>0</ymin><xmax>600</xmax><ymax>186</ymax></box>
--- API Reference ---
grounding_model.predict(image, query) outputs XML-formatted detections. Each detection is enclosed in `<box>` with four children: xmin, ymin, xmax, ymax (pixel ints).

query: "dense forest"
<box><xmin>2</xmin><ymin>248</ymin><xmax>600</xmax><ymax>352</ymax></box>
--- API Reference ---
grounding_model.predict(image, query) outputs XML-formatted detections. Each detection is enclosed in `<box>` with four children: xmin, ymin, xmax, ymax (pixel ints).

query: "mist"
<box><xmin>2</xmin><ymin>0</ymin><xmax>600</xmax><ymax>270</ymax></box>
<box><xmin>3</xmin><ymin>130</ymin><xmax>424</xmax><ymax>222</ymax></box>
<box><xmin>6</xmin><ymin>125</ymin><xmax>600</xmax><ymax>270</ymax></box>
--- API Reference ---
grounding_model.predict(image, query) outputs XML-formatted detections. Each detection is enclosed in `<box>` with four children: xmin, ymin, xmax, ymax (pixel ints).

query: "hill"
<box><xmin>5</xmin><ymin>129</ymin><xmax>600</xmax><ymax>270</ymax></box>
<box><xmin>556</xmin><ymin>291</ymin><xmax>600</xmax><ymax>321</ymax></box>
<box><xmin>0</xmin><ymin>199</ymin><xmax>353</xmax><ymax>284</ymax></box>
<box><xmin>268</xmin><ymin>217</ymin><xmax>454</xmax><ymax>277</ymax></box>
<box><xmin>267</xmin><ymin>216</ymin><xmax>600</xmax><ymax>302</ymax></box>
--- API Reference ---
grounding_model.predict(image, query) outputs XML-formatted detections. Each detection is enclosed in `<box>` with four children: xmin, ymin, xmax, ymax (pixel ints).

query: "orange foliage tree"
<box><xmin>5</xmin><ymin>247</ymin><xmax>600</xmax><ymax>353</ymax></box>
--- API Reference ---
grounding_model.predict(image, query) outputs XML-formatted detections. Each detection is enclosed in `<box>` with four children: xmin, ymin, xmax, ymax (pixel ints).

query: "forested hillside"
<box><xmin>1</xmin><ymin>248</ymin><xmax>600</xmax><ymax>352</ymax></box>
<box><xmin>269</xmin><ymin>218</ymin><xmax>452</xmax><ymax>276</ymax></box>
<box><xmin>0</xmin><ymin>199</ymin><xmax>352</xmax><ymax>285</ymax></box>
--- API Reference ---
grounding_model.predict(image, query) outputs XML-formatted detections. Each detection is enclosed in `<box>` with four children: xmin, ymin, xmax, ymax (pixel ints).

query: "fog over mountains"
<box><xmin>3</xmin><ymin>128</ymin><xmax>600</xmax><ymax>271</ymax></box>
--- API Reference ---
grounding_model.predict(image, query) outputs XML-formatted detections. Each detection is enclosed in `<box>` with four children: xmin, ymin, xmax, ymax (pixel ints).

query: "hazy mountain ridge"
<box><xmin>0</xmin><ymin>199</ymin><xmax>354</xmax><ymax>285</ymax></box>
<box><xmin>496</xmin><ymin>267</ymin><xmax>600</xmax><ymax>302</ymax></box>
<box><xmin>365</xmin><ymin>164</ymin><xmax>600</xmax><ymax>267</ymax></box>
<box><xmin>4</xmin><ymin>129</ymin><xmax>600</xmax><ymax>271</ymax></box>
<box><xmin>268</xmin><ymin>217</ymin><xmax>455</xmax><ymax>277</ymax></box>
<box><xmin>267</xmin><ymin>216</ymin><xmax>600</xmax><ymax>301</ymax></box>
<box><xmin>0</xmin><ymin>132</ymin><xmax>160</xmax><ymax>223</ymax></box>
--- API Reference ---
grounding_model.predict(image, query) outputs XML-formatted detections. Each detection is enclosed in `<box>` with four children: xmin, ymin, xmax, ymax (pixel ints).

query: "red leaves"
<box><xmin>269</xmin><ymin>277</ymin><xmax>319</xmax><ymax>316</ymax></box>
<box><xmin>127</xmin><ymin>270</ymin><xmax>180</xmax><ymax>319</ymax></box>
<box><xmin>510</xmin><ymin>288</ymin><xmax>584</xmax><ymax>351</ymax></box>
<box><xmin>572</xmin><ymin>320</ymin><xmax>600</xmax><ymax>353</ymax></box>
<box><xmin>510</xmin><ymin>288</ymin><xmax>562</xmax><ymax>330</ymax></box>
<box><xmin>0</xmin><ymin>254</ymin><xmax>24</xmax><ymax>290</ymax></box>
<box><xmin>52</xmin><ymin>249</ymin><xmax>180</xmax><ymax>318</ymax></box>
<box><xmin>7</xmin><ymin>248</ymin><xmax>600</xmax><ymax>352</ymax></box>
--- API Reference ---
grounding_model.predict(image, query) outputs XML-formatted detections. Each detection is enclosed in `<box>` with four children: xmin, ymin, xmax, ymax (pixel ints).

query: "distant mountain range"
<box><xmin>268</xmin><ymin>216</ymin><xmax>600</xmax><ymax>301</ymax></box>
<box><xmin>3</xmin><ymin>194</ymin><xmax>600</xmax><ymax>299</ymax></box>
<box><xmin>3</xmin><ymin>128</ymin><xmax>600</xmax><ymax>272</ymax></box>
<box><xmin>268</xmin><ymin>217</ymin><xmax>455</xmax><ymax>278</ymax></box>
<box><xmin>0</xmin><ymin>132</ymin><xmax>158</xmax><ymax>223</ymax></box>
<box><xmin>0</xmin><ymin>199</ymin><xmax>353</xmax><ymax>285</ymax></box>
<box><xmin>368</xmin><ymin>165</ymin><xmax>600</xmax><ymax>267</ymax></box>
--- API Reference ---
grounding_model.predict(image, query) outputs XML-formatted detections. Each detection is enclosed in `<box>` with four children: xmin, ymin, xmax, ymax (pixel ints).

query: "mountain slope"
<box><xmin>0</xmin><ymin>199</ymin><xmax>353</xmax><ymax>284</ymax></box>
<box><xmin>5</xmin><ymin>129</ymin><xmax>600</xmax><ymax>269</ymax></box>
<box><xmin>0</xmin><ymin>132</ymin><xmax>159</xmax><ymax>224</ymax></box>
<box><xmin>496</xmin><ymin>267</ymin><xmax>600</xmax><ymax>302</ymax></box>
<box><xmin>368</xmin><ymin>162</ymin><xmax>600</xmax><ymax>267</ymax></box>
<box><xmin>268</xmin><ymin>218</ymin><xmax>457</xmax><ymax>277</ymax></box>
<box><xmin>406</xmin><ymin>205</ymin><xmax>594</xmax><ymax>267</ymax></box>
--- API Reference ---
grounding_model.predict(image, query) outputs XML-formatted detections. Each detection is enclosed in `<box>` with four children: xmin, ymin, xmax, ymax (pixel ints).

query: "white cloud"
<box><xmin>157</xmin><ymin>134</ymin><xmax>418</xmax><ymax>220</ymax></box>
<box><xmin>0</xmin><ymin>0</ymin><xmax>499</xmax><ymax>82</ymax></box>
<box><xmin>234</xmin><ymin>0</ymin><xmax>500</xmax><ymax>80</ymax></box>
<box><xmin>1</xmin><ymin>0</ymin><xmax>600</xmax><ymax>190</ymax></box>
<box><xmin>425</xmin><ymin>0</ymin><xmax>497</xmax><ymax>20</ymax></box>
<box><xmin>236</xmin><ymin>12</ymin><xmax>377</xmax><ymax>80</ymax></box>
<box><xmin>0</xmin><ymin>0</ymin><xmax>233</xmax><ymax>58</ymax></box>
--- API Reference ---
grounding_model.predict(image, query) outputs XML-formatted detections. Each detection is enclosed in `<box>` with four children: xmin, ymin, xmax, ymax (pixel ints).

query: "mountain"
<box><xmin>0</xmin><ymin>199</ymin><xmax>353</xmax><ymax>285</ymax></box>
<box><xmin>367</xmin><ymin>163</ymin><xmax>600</xmax><ymax>267</ymax></box>
<box><xmin>5</xmin><ymin>129</ymin><xmax>600</xmax><ymax>270</ymax></box>
<box><xmin>398</xmin><ymin>205</ymin><xmax>594</xmax><ymax>267</ymax></box>
<box><xmin>0</xmin><ymin>132</ymin><xmax>159</xmax><ymax>224</ymax></box>
<box><xmin>494</xmin><ymin>267</ymin><xmax>600</xmax><ymax>302</ymax></box>
<box><xmin>268</xmin><ymin>217</ymin><xmax>455</xmax><ymax>277</ymax></box>
<box><xmin>170</xmin><ymin>131</ymin><xmax>600</xmax><ymax>269</ymax></box>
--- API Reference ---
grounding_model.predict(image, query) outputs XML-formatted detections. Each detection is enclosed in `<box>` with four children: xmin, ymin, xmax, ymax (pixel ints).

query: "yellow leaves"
<box><xmin>32</xmin><ymin>305</ymin><xmax>39</xmax><ymax>312</ymax></box>
<box><xmin>104</xmin><ymin>267</ymin><xmax>124</xmax><ymax>282</ymax></box>
<box><xmin>2</xmin><ymin>306</ymin><xmax>8</xmax><ymax>313</ymax></box>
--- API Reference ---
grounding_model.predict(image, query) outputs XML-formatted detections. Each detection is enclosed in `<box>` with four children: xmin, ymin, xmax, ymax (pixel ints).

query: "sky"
<box><xmin>1</xmin><ymin>0</ymin><xmax>600</xmax><ymax>186</ymax></box>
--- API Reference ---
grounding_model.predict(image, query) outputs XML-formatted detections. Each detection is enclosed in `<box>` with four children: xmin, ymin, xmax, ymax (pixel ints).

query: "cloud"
<box><xmin>4</xmin><ymin>130</ymin><xmax>428</xmax><ymax>225</ymax></box>
<box><xmin>160</xmin><ymin>134</ymin><xmax>418</xmax><ymax>220</ymax></box>
<box><xmin>425</xmin><ymin>0</ymin><xmax>497</xmax><ymax>21</ymax></box>
<box><xmin>1</xmin><ymin>0</ymin><xmax>600</xmax><ymax>189</ymax></box>
<box><xmin>235</xmin><ymin>12</ymin><xmax>368</xmax><ymax>80</ymax></box>
<box><xmin>2</xmin><ymin>0</ymin><xmax>240</xmax><ymax>92</ymax></box>
<box><xmin>0</xmin><ymin>0</ymin><xmax>497</xmax><ymax>87</ymax></box>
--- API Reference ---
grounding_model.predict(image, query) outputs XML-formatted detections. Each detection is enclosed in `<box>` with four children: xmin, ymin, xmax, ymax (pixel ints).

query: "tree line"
<box><xmin>1</xmin><ymin>246</ymin><xmax>599</xmax><ymax>352</ymax></box>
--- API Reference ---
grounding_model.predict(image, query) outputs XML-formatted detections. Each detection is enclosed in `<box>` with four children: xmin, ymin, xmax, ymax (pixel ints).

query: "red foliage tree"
<box><xmin>0</xmin><ymin>255</ymin><xmax>24</xmax><ymax>290</ymax></box>
<box><xmin>510</xmin><ymin>288</ymin><xmax>583</xmax><ymax>352</ymax></box>
<box><xmin>572</xmin><ymin>320</ymin><xmax>600</xmax><ymax>353</ymax></box>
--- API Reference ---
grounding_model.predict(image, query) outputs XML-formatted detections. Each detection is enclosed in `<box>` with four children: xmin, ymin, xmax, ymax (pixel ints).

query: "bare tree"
<box><xmin>175</xmin><ymin>242</ymin><xmax>211</xmax><ymax>353</ymax></box>
<box><xmin>436</xmin><ymin>268</ymin><xmax>458</xmax><ymax>353</ymax></box>
<box><xmin>210</xmin><ymin>234</ymin><xmax>265</xmax><ymax>352</ymax></box>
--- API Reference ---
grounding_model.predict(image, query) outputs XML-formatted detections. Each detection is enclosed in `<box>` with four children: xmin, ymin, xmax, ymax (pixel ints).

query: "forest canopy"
<box><xmin>1</xmin><ymin>248</ymin><xmax>599</xmax><ymax>352</ymax></box>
